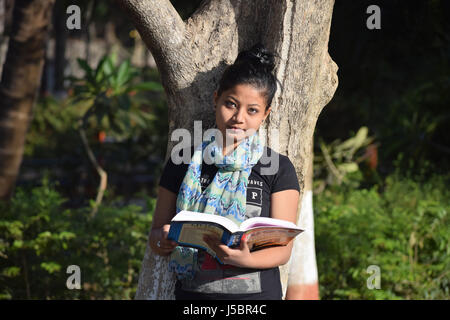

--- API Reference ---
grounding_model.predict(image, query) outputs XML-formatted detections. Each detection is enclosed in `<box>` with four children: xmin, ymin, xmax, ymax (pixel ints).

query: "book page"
<box><xmin>240</xmin><ymin>216</ymin><xmax>301</xmax><ymax>231</ymax></box>
<box><xmin>173</xmin><ymin>211</ymin><xmax>240</xmax><ymax>233</ymax></box>
<box><xmin>244</xmin><ymin>227</ymin><xmax>302</xmax><ymax>251</ymax></box>
<box><xmin>178</xmin><ymin>223</ymin><xmax>224</xmax><ymax>257</ymax></box>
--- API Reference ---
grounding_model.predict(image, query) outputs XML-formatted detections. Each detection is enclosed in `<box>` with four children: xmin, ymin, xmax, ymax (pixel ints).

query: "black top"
<box><xmin>159</xmin><ymin>145</ymin><xmax>300</xmax><ymax>300</ymax></box>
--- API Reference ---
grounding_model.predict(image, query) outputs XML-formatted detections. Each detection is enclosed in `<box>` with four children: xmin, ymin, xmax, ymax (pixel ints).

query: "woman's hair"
<box><xmin>216</xmin><ymin>43</ymin><xmax>279</xmax><ymax>111</ymax></box>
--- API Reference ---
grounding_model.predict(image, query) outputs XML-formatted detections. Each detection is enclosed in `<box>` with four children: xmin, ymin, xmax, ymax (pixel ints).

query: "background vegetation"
<box><xmin>0</xmin><ymin>0</ymin><xmax>448</xmax><ymax>299</ymax></box>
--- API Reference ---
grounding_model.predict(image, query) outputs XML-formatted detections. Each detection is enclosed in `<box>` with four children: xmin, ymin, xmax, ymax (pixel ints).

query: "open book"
<box><xmin>167</xmin><ymin>210</ymin><xmax>304</xmax><ymax>264</ymax></box>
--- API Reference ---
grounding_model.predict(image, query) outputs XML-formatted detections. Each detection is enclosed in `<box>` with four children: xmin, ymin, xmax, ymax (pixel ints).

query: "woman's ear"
<box><xmin>264</xmin><ymin>106</ymin><xmax>272</xmax><ymax>120</ymax></box>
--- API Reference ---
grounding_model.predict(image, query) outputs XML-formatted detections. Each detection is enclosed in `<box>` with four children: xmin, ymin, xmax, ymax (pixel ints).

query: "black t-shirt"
<box><xmin>159</xmin><ymin>145</ymin><xmax>300</xmax><ymax>300</ymax></box>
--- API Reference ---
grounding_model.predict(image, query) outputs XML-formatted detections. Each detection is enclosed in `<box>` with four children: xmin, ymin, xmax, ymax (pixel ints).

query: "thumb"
<box><xmin>240</xmin><ymin>234</ymin><xmax>249</xmax><ymax>250</ymax></box>
<box><xmin>161</xmin><ymin>224</ymin><xmax>171</xmax><ymax>239</ymax></box>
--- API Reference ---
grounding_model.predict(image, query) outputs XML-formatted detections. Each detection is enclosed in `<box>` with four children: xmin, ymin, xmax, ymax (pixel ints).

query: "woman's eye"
<box><xmin>225</xmin><ymin>101</ymin><xmax>236</xmax><ymax>108</ymax></box>
<box><xmin>248</xmin><ymin>108</ymin><xmax>258</xmax><ymax>114</ymax></box>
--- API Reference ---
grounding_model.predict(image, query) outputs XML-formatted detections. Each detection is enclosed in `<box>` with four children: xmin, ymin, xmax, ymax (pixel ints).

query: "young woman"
<box><xmin>149</xmin><ymin>43</ymin><xmax>300</xmax><ymax>300</ymax></box>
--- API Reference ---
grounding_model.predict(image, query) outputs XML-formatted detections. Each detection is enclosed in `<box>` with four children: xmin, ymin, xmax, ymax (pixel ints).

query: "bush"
<box><xmin>315</xmin><ymin>172</ymin><xmax>449</xmax><ymax>299</ymax></box>
<box><xmin>0</xmin><ymin>176</ymin><xmax>154</xmax><ymax>300</ymax></box>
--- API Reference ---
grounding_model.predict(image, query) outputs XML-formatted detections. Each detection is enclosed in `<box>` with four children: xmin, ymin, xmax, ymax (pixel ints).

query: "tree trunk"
<box><xmin>53</xmin><ymin>0</ymin><xmax>67</xmax><ymax>93</ymax></box>
<box><xmin>2</xmin><ymin>0</ymin><xmax>14</xmax><ymax>37</ymax></box>
<box><xmin>0</xmin><ymin>0</ymin><xmax>4</xmax><ymax>36</ymax></box>
<box><xmin>116</xmin><ymin>0</ymin><xmax>338</xmax><ymax>300</ymax></box>
<box><xmin>0</xmin><ymin>0</ymin><xmax>55</xmax><ymax>200</ymax></box>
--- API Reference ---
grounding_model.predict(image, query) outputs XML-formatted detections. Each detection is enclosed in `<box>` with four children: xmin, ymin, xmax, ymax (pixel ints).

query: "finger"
<box><xmin>161</xmin><ymin>225</ymin><xmax>172</xmax><ymax>238</ymax></box>
<box><xmin>159</xmin><ymin>240</ymin><xmax>178</xmax><ymax>249</ymax></box>
<box><xmin>160</xmin><ymin>229</ymin><xmax>177</xmax><ymax>246</ymax></box>
<box><xmin>160</xmin><ymin>240</ymin><xmax>177</xmax><ymax>249</ymax></box>
<box><xmin>240</xmin><ymin>235</ymin><xmax>250</xmax><ymax>250</ymax></box>
<box><xmin>162</xmin><ymin>230</ymin><xmax>170</xmax><ymax>239</ymax></box>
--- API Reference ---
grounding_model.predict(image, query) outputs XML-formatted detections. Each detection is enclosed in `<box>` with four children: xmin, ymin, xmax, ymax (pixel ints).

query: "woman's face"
<box><xmin>213</xmin><ymin>84</ymin><xmax>271</xmax><ymax>143</ymax></box>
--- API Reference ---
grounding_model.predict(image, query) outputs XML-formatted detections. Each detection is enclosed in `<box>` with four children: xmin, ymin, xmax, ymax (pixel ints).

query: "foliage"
<box><xmin>23</xmin><ymin>56</ymin><xmax>168</xmax><ymax>201</ymax></box>
<box><xmin>319</xmin><ymin>0</ymin><xmax>450</xmax><ymax>176</ymax></box>
<box><xmin>0</xmin><ymin>176</ymin><xmax>154</xmax><ymax>300</ymax></box>
<box><xmin>314</xmin><ymin>127</ymin><xmax>380</xmax><ymax>192</ymax></box>
<box><xmin>315</xmin><ymin>172</ymin><xmax>450</xmax><ymax>299</ymax></box>
<box><xmin>67</xmin><ymin>52</ymin><xmax>163</xmax><ymax>141</ymax></box>
<box><xmin>24</xmin><ymin>95</ymin><xmax>83</xmax><ymax>158</ymax></box>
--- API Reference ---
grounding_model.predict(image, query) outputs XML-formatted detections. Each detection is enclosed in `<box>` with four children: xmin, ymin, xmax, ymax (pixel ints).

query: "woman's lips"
<box><xmin>226</xmin><ymin>126</ymin><xmax>245</xmax><ymax>133</ymax></box>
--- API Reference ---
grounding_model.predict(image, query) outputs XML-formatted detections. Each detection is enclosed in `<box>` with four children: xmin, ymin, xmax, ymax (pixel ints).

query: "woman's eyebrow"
<box><xmin>226</xmin><ymin>95</ymin><xmax>260</xmax><ymax>107</ymax></box>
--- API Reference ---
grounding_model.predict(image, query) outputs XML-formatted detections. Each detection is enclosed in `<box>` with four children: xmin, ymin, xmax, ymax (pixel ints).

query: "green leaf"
<box><xmin>2</xmin><ymin>221</ymin><xmax>23</xmax><ymax>238</ymax></box>
<box><xmin>129</xmin><ymin>111</ymin><xmax>147</xmax><ymax>128</ymax></box>
<box><xmin>37</xmin><ymin>231</ymin><xmax>52</xmax><ymax>239</ymax></box>
<box><xmin>77</xmin><ymin>58</ymin><xmax>93</xmax><ymax>75</ymax></box>
<box><xmin>337</xmin><ymin>162</ymin><xmax>359</xmax><ymax>173</ymax></box>
<box><xmin>116</xmin><ymin>60</ymin><xmax>131</xmax><ymax>88</ymax></box>
<box><xmin>12</xmin><ymin>240</ymin><xmax>23</xmax><ymax>249</ymax></box>
<box><xmin>95</xmin><ymin>56</ymin><xmax>109</xmax><ymax>83</ymax></box>
<box><xmin>58</xmin><ymin>231</ymin><xmax>76</xmax><ymax>240</ymax></box>
<box><xmin>2</xmin><ymin>266</ymin><xmax>20</xmax><ymax>278</ymax></box>
<box><xmin>139</xmin><ymin>111</ymin><xmax>156</xmax><ymax>121</ymax></box>
<box><xmin>40</xmin><ymin>262</ymin><xmax>62</xmax><ymax>274</ymax></box>
<box><xmin>103</xmin><ymin>55</ymin><xmax>115</xmax><ymax>75</ymax></box>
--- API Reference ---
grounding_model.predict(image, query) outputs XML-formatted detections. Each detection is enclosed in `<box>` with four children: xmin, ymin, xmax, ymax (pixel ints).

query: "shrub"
<box><xmin>0</xmin><ymin>176</ymin><xmax>154</xmax><ymax>300</ymax></box>
<box><xmin>315</xmin><ymin>172</ymin><xmax>449</xmax><ymax>299</ymax></box>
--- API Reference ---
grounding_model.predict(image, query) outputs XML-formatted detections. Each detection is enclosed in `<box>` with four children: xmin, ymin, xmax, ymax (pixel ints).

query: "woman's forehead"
<box><xmin>221</xmin><ymin>84</ymin><xmax>265</xmax><ymax>102</ymax></box>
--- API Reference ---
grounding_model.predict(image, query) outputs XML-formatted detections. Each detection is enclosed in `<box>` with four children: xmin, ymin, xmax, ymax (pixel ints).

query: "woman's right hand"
<box><xmin>149</xmin><ymin>224</ymin><xmax>178</xmax><ymax>256</ymax></box>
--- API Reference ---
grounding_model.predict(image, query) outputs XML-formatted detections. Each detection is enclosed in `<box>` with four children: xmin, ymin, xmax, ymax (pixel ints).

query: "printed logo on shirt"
<box><xmin>248</xmin><ymin>179</ymin><xmax>264</xmax><ymax>187</ymax></box>
<box><xmin>247</xmin><ymin>187</ymin><xmax>262</xmax><ymax>206</ymax></box>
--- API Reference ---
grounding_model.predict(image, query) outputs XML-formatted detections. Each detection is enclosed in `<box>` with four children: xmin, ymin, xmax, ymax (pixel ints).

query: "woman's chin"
<box><xmin>225</xmin><ymin>130</ymin><xmax>246</xmax><ymax>142</ymax></box>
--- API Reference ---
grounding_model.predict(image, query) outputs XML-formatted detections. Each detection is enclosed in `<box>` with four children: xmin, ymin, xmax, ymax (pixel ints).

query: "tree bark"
<box><xmin>0</xmin><ymin>0</ymin><xmax>55</xmax><ymax>200</ymax></box>
<box><xmin>1</xmin><ymin>0</ymin><xmax>15</xmax><ymax>37</ymax></box>
<box><xmin>116</xmin><ymin>0</ymin><xmax>338</xmax><ymax>299</ymax></box>
<box><xmin>0</xmin><ymin>0</ymin><xmax>4</xmax><ymax>36</ymax></box>
<box><xmin>53</xmin><ymin>0</ymin><xmax>67</xmax><ymax>92</ymax></box>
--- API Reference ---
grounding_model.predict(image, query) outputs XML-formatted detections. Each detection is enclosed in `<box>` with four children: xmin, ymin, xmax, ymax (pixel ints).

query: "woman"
<box><xmin>149</xmin><ymin>43</ymin><xmax>300</xmax><ymax>300</ymax></box>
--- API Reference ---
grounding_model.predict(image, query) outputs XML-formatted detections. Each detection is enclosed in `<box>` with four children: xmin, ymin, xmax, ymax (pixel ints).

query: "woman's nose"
<box><xmin>233</xmin><ymin>108</ymin><xmax>245</xmax><ymax>123</ymax></box>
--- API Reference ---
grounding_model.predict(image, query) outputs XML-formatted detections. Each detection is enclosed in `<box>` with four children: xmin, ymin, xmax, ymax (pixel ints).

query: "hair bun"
<box><xmin>235</xmin><ymin>42</ymin><xmax>275</xmax><ymax>72</ymax></box>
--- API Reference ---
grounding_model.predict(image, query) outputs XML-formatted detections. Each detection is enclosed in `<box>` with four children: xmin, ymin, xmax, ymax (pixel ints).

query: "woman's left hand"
<box><xmin>203</xmin><ymin>234</ymin><xmax>254</xmax><ymax>268</ymax></box>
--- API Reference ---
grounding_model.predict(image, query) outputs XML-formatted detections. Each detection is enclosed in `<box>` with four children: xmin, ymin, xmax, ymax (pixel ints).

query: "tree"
<box><xmin>0</xmin><ymin>0</ymin><xmax>55</xmax><ymax>200</ymax></box>
<box><xmin>0</xmin><ymin>0</ymin><xmax>15</xmax><ymax>44</ymax></box>
<box><xmin>116</xmin><ymin>0</ymin><xmax>338</xmax><ymax>299</ymax></box>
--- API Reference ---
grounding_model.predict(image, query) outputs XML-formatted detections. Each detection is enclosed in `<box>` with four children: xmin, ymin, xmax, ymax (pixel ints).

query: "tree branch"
<box><xmin>114</xmin><ymin>0</ymin><xmax>186</xmax><ymax>68</ymax></box>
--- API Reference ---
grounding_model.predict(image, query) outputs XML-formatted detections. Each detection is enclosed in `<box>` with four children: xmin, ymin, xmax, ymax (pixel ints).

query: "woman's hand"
<box><xmin>203</xmin><ymin>234</ymin><xmax>255</xmax><ymax>268</ymax></box>
<box><xmin>149</xmin><ymin>224</ymin><xmax>178</xmax><ymax>256</ymax></box>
